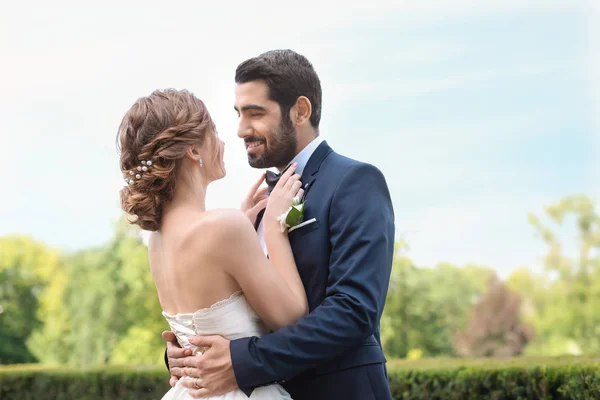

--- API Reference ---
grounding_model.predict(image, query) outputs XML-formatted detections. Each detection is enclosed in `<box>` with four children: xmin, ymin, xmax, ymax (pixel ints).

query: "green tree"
<box><xmin>56</xmin><ymin>218</ymin><xmax>166</xmax><ymax>367</ymax></box>
<box><xmin>108</xmin><ymin>219</ymin><xmax>167</xmax><ymax>366</ymax></box>
<box><xmin>506</xmin><ymin>267</ymin><xmax>580</xmax><ymax>356</ymax></box>
<box><xmin>523</xmin><ymin>195</ymin><xmax>600</xmax><ymax>354</ymax></box>
<box><xmin>26</xmin><ymin>251</ymin><xmax>71</xmax><ymax>365</ymax></box>
<box><xmin>382</xmin><ymin>242</ymin><xmax>493</xmax><ymax>358</ymax></box>
<box><xmin>0</xmin><ymin>235</ymin><xmax>61</xmax><ymax>364</ymax></box>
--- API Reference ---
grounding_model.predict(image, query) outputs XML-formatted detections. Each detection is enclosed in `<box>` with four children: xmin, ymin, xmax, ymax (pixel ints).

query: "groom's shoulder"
<box><xmin>325</xmin><ymin>150</ymin><xmax>386</xmax><ymax>181</ymax></box>
<box><xmin>328</xmin><ymin>151</ymin><xmax>365</xmax><ymax>169</ymax></box>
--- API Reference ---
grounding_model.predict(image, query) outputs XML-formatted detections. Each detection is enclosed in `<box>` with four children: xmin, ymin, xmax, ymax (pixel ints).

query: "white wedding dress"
<box><xmin>161</xmin><ymin>291</ymin><xmax>293</xmax><ymax>400</ymax></box>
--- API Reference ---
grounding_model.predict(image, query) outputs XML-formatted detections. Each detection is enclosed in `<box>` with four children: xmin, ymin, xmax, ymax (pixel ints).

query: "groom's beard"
<box><xmin>246</xmin><ymin>117</ymin><xmax>297</xmax><ymax>169</ymax></box>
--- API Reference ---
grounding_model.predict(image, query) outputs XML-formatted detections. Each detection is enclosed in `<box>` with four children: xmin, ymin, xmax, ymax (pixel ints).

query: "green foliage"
<box><xmin>1</xmin><ymin>357</ymin><xmax>599</xmax><ymax>400</ymax></box>
<box><xmin>0</xmin><ymin>364</ymin><xmax>170</xmax><ymax>400</ymax></box>
<box><xmin>109</xmin><ymin>327</ymin><xmax>166</xmax><ymax>366</ymax></box>
<box><xmin>382</xmin><ymin>241</ymin><xmax>493</xmax><ymax>358</ymax></box>
<box><xmin>4</xmin><ymin>217</ymin><xmax>167</xmax><ymax>367</ymax></box>
<box><xmin>388</xmin><ymin>356</ymin><xmax>600</xmax><ymax>400</ymax></box>
<box><xmin>2</xmin><ymin>194</ymin><xmax>599</xmax><ymax>369</ymax></box>
<box><xmin>53</xmin><ymin>218</ymin><xmax>167</xmax><ymax>368</ymax></box>
<box><xmin>0</xmin><ymin>235</ymin><xmax>62</xmax><ymax>364</ymax></box>
<box><xmin>382</xmin><ymin>195</ymin><xmax>600</xmax><ymax>361</ymax></box>
<box><xmin>518</xmin><ymin>195</ymin><xmax>600</xmax><ymax>355</ymax></box>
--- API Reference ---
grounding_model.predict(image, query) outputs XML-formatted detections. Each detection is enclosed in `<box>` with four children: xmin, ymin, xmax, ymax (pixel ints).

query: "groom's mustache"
<box><xmin>244</xmin><ymin>136</ymin><xmax>265</xmax><ymax>145</ymax></box>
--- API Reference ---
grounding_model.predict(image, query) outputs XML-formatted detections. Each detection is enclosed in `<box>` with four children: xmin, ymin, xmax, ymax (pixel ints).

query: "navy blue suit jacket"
<box><xmin>231</xmin><ymin>141</ymin><xmax>395</xmax><ymax>399</ymax></box>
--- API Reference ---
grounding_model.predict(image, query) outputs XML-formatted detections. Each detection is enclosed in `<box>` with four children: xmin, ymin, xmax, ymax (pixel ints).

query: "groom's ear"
<box><xmin>292</xmin><ymin>96</ymin><xmax>312</xmax><ymax>127</ymax></box>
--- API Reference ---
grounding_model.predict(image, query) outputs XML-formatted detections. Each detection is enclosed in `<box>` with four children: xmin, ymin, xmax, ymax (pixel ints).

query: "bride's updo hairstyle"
<box><xmin>116</xmin><ymin>89</ymin><xmax>215</xmax><ymax>231</ymax></box>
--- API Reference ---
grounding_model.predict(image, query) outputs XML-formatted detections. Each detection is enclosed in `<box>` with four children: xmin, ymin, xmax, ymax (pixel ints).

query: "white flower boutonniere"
<box><xmin>277</xmin><ymin>195</ymin><xmax>305</xmax><ymax>233</ymax></box>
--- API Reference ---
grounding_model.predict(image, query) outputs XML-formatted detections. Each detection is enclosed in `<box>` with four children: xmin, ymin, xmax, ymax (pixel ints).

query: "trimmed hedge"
<box><xmin>388</xmin><ymin>356</ymin><xmax>600</xmax><ymax>399</ymax></box>
<box><xmin>1</xmin><ymin>356</ymin><xmax>599</xmax><ymax>399</ymax></box>
<box><xmin>0</xmin><ymin>364</ymin><xmax>170</xmax><ymax>400</ymax></box>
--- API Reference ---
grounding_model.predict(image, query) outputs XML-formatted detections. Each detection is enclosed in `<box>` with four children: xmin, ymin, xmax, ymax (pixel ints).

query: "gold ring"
<box><xmin>194</xmin><ymin>377</ymin><xmax>201</xmax><ymax>389</ymax></box>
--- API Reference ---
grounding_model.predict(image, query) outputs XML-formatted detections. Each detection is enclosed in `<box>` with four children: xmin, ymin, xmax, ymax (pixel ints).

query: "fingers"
<box><xmin>170</xmin><ymin>364</ymin><xmax>204</xmax><ymax>378</ymax></box>
<box><xmin>168</xmin><ymin>360</ymin><xmax>187</xmax><ymax>372</ymax></box>
<box><xmin>167</xmin><ymin>342</ymin><xmax>192</xmax><ymax>359</ymax></box>
<box><xmin>169</xmin><ymin>376</ymin><xmax>179</xmax><ymax>387</ymax></box>
<box><xmin>252</xmin><ymin>187</ymin><xmax>268</xmax><ymax>207</ymax></box>
<box><xmin>182</xmin><ymin>366</ymin><xmax>202</xmax><ymax>378</ymax></box>
<box><xmin>288</xmin><ymin>179</ymin><xmax>302</xmax><ymax>193</ymax></box>
<box><xmin>276</xmin><ymin>163</ymin><xmax>298</xmax><ymax>188</ymax></box>
<box><xmin>189</xmin><ymin>335</ymin><xmax>223</xmax><ymax>348</ymax></box>
<box><xmin>166</xmin><ymin>346</ymin><xmax>192</xmax><ymax>371</ymax></box>
<box><xmin>248</xmin><ymin>172</ymin><xmax>266</xmax><ymax>196</ymax></box>
<box><xmin>169</xmin><ymin>354</ymin><xmax>202</xmax><ymax>377</ymax></box>
<box><xmin>182</xmin><ymin>355</ymin><xmax>204</xmax><ymax>368</ymax></box>
<box><xmin>179</xmin><ymin>376</ymin><xmax>205</xmax><ymax>391</ymax></box>
<box><xmin>280</xmin><ymin>175</ymin><xmax>301</xmax><ymax>196</ymax></box>
<box><xmin>282</xmin><ymin>178</ymin><xmax>302</xmax><ymax>201</ymax></box>
<box><xmin>253</xmin><ymin>186</ymin><xmax>269</xmax><ymax>200</ymax></box>
<box><xmin>251</xmin><ymin>198</ymin><xmax>268</xmax><ymax>213</ymax></box>
<box><xmin>283</xmin><ymin>162</ymin><xmax>298</xmax><ymax>178</ymax></box>
<box><xmin>180</xmin><ymin>377</ymin><xmax>222</xmax><ymax>398</ymax></box>
<box><xmin>162</xmin><ymin>330</ymin><xmax>178</xmax><ymax>344</ymax></box>
<box><xmin>164</xmin><ymin>330</ymin><xmax>192</xmax><ymax>360</ymax></box>
<box><xmin>295</xmin><ymin>188</ymin><xmax>305</xmax><ymax>200</ymax></box>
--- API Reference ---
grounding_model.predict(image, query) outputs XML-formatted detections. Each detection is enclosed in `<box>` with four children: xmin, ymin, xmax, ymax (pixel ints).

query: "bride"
<box><xmin>116</xmin><ymin>88</ymin><xmax>306</xmax><ymax>399</ymax></box>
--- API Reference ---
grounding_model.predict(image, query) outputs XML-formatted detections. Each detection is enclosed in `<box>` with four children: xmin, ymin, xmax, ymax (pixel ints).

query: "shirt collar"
<box><xmin>276</xmin><ymin>136</ymin><xmax>324</xmax><ymax>176</ymax></box>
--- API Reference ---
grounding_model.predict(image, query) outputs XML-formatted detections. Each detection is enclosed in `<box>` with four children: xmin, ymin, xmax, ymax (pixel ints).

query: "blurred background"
<box><xmin>0</xmin><ymin>0</ymin><xmax>598</xmax><ymax>367</ymax></box>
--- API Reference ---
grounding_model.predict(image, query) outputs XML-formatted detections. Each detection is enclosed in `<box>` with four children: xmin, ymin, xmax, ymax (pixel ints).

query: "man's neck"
<box><xmin>296</xmin><ymin>131</ymin><xmax>318</xmax><ymax>154</ymax></box>
<box><xmin>276</xmin><ymin>135</ymin><xmax>323</xmax><ymax>174</ymax></box>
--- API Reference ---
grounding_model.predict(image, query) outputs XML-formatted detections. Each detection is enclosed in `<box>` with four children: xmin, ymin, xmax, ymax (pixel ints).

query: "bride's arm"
<box><xmin>261</xmin><ymin>215</ymin><xmax>308</xmax><ymax>316</ymax></box>
<box><xmin>210</xmin><ymin>165</ymin><xmax>307</xmax><ymax>331</ymax></box>
<box><xmin>260</xmin><ymin>166</ymin><xmax>308</xmax><ymax>315</ymax></box>
<box><xmin>210</xmin><ymin>209</ymin><xmax>307</xmax><ymax>331</ymax></box>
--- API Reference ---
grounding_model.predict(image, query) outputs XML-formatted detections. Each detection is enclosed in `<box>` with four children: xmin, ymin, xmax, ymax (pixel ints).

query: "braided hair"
<box><xmin>116</xmin><ymin>89</ymin><xmax>215</xmax><ymax>231</ymax></box>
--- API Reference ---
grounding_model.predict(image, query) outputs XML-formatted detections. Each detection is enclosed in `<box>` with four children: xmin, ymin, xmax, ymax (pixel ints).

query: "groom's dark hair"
<box><xmin>235</xmin><ymin>49</ymin><xmax>322</xmax><ymax>130</ymax></box>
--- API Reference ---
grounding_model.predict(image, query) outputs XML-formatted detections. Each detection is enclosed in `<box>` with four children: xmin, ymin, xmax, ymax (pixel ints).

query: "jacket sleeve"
<box><xmin>230</xmin><ymin>163</ymin><xmax>395</xmax><ymax>395</ymax></box>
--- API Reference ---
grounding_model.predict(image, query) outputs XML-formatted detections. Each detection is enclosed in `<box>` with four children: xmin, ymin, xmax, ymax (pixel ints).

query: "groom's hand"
<box><xmin>178</xmin><ymin>335</ymin><xmax>237</xmax><ymax>398</ymax></box>
<box><xmin>163</xmin><ymin>330</ymin><xmax>192</xmax><ymax>387</ymax></box>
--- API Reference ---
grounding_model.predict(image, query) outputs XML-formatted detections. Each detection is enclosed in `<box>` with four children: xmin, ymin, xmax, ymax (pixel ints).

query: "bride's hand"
<box><xmin>240</xmin><ymin>172</ymin><xmax>269</xmax><ymax>225</ymax></box>
<box><xmin>264</xmin><ymin>163</ymin><xmax>304</xmax><ymax>223</ymax></box>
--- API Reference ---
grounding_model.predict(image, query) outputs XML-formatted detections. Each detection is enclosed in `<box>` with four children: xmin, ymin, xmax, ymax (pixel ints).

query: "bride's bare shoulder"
<box><xmin>202</xmin><ymin>208</ymin><xmax>252</xmax><ymax>227</ymax></box>
<box><xmin>185</xmin><ymin>208</ymin><xmax>255</xmax><ymax>246</ymax></box>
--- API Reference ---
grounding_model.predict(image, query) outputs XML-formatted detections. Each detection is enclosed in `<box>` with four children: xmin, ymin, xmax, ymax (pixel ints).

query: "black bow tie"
<box><xmin>265</xmin><ymin>170</ymin><xmax>280</xmax><ymax>193</ymax></box>
<box><xmin>265</xmin><ymin>164</ymin><xmax>296</xmax><ymax>193</ymax></box>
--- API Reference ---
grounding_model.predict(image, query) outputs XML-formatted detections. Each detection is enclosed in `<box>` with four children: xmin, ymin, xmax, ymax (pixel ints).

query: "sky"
<box><xmin>1</xmin><ymin>0</ymin><xmax>597</xmax><ymax>278</ymax></box>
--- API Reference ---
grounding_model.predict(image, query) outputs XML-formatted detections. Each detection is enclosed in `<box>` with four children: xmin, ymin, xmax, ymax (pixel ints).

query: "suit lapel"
<box><xmin>300</xmin><ymin>140</ymin><xmax>332</xmax><ymax>200</ymax></box>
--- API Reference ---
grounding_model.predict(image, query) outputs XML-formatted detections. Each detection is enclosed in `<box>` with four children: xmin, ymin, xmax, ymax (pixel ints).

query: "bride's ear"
<box><xmin>185</xmin><ymin>145</ymin><xmax>202</xmax><ymax>162</ymax></box>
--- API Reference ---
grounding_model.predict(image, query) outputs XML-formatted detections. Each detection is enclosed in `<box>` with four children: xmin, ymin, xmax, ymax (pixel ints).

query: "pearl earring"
<box><xmin>199</xmin><ymin>158</ymin><xmax>203</xmax><ymax>167</ymax></box>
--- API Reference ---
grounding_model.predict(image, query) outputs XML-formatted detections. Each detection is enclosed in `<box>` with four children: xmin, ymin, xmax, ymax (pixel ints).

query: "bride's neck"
<box><xmin>166</xmin><ymin>178</ymin><xmax>208</xmax><ymax>215</ymax></box>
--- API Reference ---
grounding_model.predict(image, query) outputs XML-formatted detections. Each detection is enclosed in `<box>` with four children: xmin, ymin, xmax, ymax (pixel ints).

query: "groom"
<box><xmin>164</xmin><ymin>49</ymin><xmax>395</xmax><ymax>400</ymax></box>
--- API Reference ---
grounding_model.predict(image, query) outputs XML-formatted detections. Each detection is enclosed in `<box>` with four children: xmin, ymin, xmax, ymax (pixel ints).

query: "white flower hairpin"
<box><xmin>124</xmin><ymin>159</ymin><xmax>153</xmax><ymax>186</ymax></box>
